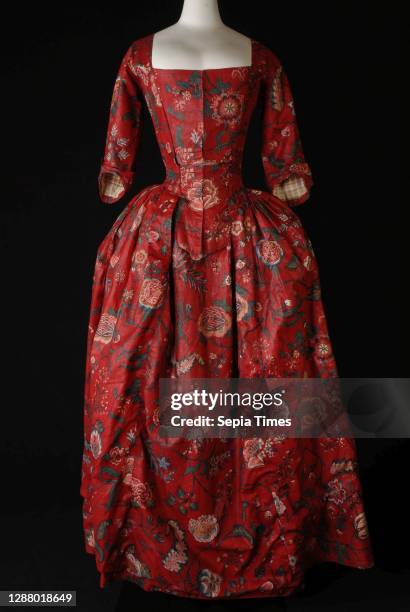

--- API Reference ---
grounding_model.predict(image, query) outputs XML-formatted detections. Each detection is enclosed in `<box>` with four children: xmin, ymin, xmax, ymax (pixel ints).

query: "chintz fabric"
<box><xmin>80</xmin><ymin>33</ymin><xmax>374</xmax><ymax>597</ymax></box>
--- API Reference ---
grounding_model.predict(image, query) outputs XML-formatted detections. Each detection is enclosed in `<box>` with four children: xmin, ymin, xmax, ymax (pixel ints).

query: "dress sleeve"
<box><xmin>261</xmin><ymin>49</ymin><xmax>314</xmax><ymax>206</ymax></box>
<box><xmin>98</xmin><ymin>44</ymin><xmax>143</xmax><ymax>204</ymax></box>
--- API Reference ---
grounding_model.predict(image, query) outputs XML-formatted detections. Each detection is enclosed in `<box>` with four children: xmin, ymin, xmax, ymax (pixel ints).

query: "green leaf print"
<box><xmin>175</xmin><ymin>125</ymin><xmax>184</xmax><ymax>148</ymax></box>
<box><xmin>184</xmin><ymin>463</ymin><xmax>200</xmax><ymax>475</ymax></box>
<box><xmin>224</xmin><ymin>524</ymin><xmax>254</xmax><ymax>546</ymax></box>
<box><xmin>106</xmin><ymin>479</ymin><xmax>120</xmax><ymax>510</ymax></box>
<box><xmin>97</xmin><ymin>520</ymin><xmax>112</xmax><ymax>541</ymax></box>
<box><xmin>336</xmin><ymin>543</ymin><xmax>349</xmax><ymax>564</ymax></box>
<box><xmin>209</xmin><ymin>78</ymin><xmax>231</xmax><ymax>95</ymax></box>
<box><xmin>286</xmin><ymin>255</ymin><xmax>299</xmax><ymax>270</ymax></box>
<box><xmin>124</xmin><ymin>378</ymin><xmax>141</xmax><ymax>403</ymax></box>
<box><xmin>99</xmin><ymin>466</ymin><xmax>120</xmax><ymax>480</ymax></box>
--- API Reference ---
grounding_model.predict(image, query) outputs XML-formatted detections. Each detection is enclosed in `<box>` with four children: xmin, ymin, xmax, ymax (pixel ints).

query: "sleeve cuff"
<box><xmin>270</xmin><ymin>164</ymin><xmax>313</xmax><ymax>206</ymax></box>
<box><xmin>98</xmin><ymin>165</ymin><xmax>135</xmax><ymax>204</ymax></box>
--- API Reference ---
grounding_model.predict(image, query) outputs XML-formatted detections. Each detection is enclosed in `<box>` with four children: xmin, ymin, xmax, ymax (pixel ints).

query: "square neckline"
<box><xmin>149</xmin><ymin>31</ymin><xmax>255</xmax><ymax>72</ymax></box>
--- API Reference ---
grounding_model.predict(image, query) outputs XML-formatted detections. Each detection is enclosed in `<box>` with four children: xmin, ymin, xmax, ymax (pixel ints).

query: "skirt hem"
<box><xmin>83</xmin><ymin>544</ymin><xmax>375</xmax><ymax>598</ymax></box>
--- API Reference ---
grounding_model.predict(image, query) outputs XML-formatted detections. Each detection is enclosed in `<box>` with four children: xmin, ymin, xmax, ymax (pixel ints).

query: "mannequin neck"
<box><xmin>178</xmin><ymin>0</ymin><xmax>224</xmax><ymax>29</ymax></box>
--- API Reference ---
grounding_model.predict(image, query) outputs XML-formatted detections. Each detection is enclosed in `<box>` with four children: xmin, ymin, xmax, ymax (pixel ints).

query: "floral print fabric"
<box><xmin>81</xmin><ymin>33</ymin><xmax>374</xmax><ymax>597</ymax></box>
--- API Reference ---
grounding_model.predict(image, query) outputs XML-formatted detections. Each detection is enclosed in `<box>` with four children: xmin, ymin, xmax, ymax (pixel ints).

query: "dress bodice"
<box><xmin>144</xmin><ymin>34</ymin><xmax>258</xmax><ymax>203</ymax></box>
<box><xmin>98</xmin><ymin>33</ymin><xmax>313</xmax><ymax>259</ymax></box>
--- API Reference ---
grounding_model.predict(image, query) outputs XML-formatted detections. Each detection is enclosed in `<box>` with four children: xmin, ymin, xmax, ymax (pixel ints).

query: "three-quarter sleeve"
<box><xmin>261</xmin><ymin>49</ymin><xmax>314</xmax><ymax>206</ymax></box>
<box><xmin>98</xmin><ymin>44</ymin><xmax>143</xmax><ymax>204</ymax></box>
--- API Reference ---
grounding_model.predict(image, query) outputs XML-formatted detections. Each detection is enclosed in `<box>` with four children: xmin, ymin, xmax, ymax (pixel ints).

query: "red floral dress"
<box><xmin>80</xmin><ymin>33</ymin><xmax>374</xmax><ymax>597</ymax></box>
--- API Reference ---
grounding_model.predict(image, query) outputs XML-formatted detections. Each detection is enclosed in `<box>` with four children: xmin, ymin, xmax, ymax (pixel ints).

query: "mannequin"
<box><xmin>151</xmin><ymin>0</ymin><xmax>252</xmax><ymax>69</ymax></box>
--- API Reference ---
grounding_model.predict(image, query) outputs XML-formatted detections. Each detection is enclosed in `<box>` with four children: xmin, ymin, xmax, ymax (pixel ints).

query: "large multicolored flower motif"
<box><xmin>176</xmin><ymin>352</ymin><xmax>205</xmax><ymax>375</ymax></box>
<box><xmin>138</xmin><ymin>278</ymin><xmax>166</xmax><ymax>310</ymax></box>
<box><xmin>236</xmin><ymin>293</ymin><xmax>249</xmax><ymax>321</ymax></box>
<box><xmin>324</xmin><ymin>478</ymin><xmax>347</xmax><ymax>505</ymax></box>
<box><xmin>198</xmin><ymin>568</ymin><xmax>222</xmax><ymax>597</ymax></box>
<box><xmin>313</xmin><ymin>334</ymin><xmax>333</xmax><ymax>362</ymax></box>
<box><xmin>256</xmin><ymin>239</ymin><xmax>284</xmax><ymax>267</ymax></box>
<box><xmin>94</xmin><ymin>313</ymin><xmax>120</xmax><ymax>344</ymax></box>
<box><xmin>354</xmin><ymin>512</ymin><xmax>369</xmax><ymax>539</ymax></box>
<box><xmin>123</xmin><ymin>466</ymin><xmax>154</xmax><ymax>508</ymax></box>
<box><xmin>186</xmin><ymin>178</ymin><xmax>220</xmax><ymax>211</ymax></box>
<box><xmin>243</xmin><ymin>438</ymin><xmax>265</xmax><ymax>468</ymax></box>
<box><xmin>188</xmin><ymin>515</ymin><xmax>219</xmax><ymax>543</ymax></box>
<box><xmin>131</xmin><ymin>248</ymin><xmax>148</xmax><ymax>270</ymax></box>
<box><xmin>198</xmin><ymin>306</ymin><xmax>232</xmax><ymax>338</ymax></box>
<box><xmin>125</xmin><ymin>545</ymin><xmax>152</xmax><ymax>578</ymax></box>
<box><xmin>162</xmin><ymin>520</ymin><xmax>188</xmax><ymax>573</ymax></box>
<box><xmin>89</xmin><ymin>428</ymin><xmax>103</xmax><ymax>459</ymax></box>
<box><xmin>210</xmin><ymin>90</ymin><xmax>244</xmax><ymax>127</ymax></box>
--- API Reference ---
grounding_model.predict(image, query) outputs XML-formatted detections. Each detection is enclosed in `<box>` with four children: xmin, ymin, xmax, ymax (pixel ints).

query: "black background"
<box><xmin>1</xmin><ymin>2</ymin><xmax>408</xmax><ymax>610</ymax></box>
